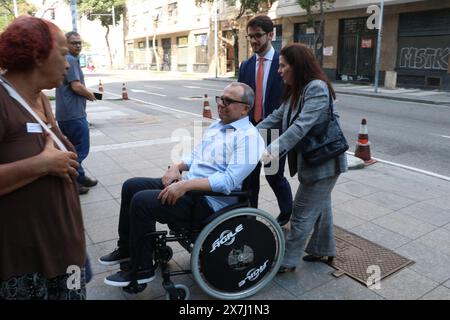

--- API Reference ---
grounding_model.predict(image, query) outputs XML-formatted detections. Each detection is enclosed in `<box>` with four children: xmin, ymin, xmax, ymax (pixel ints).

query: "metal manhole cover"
<box><xmin>326</xmin><ymin>226</ymin><xmax>414</xmax><ymax>287</ymax></box>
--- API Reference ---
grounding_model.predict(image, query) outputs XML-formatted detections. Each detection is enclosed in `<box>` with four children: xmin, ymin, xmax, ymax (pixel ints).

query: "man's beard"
<box><xmin>253</xmin><ymin>41</ymin><xmax>269</xmax><ymax>54</ymax></box>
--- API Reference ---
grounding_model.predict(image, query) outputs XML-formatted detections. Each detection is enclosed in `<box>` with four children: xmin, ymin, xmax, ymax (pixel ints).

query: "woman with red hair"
<box><xmin>0</xmin><ymin>16</ymin><xmax>86</xmax><ymax>299</ymax></box>
<box><xmin>257</xmin><ymin>43</ymin><xmax>348</xmax><ymax>272</ymax></box>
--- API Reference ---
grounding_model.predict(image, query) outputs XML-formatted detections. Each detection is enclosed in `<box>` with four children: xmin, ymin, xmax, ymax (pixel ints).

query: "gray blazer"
<box><xmin>257</xmin><ymin>80</ymin><xmax>348</xmax><ymax>184</ymax></box>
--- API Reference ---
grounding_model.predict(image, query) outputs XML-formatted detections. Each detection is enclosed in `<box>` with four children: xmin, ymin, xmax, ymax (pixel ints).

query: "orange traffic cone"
<box><xmin>122</xmin><ymin>83</ymin><xmax>129</xmax><ymax>100</ymax></box>
<box><xmin>354</xmin><ymin>118</ymin><xmax>376</xmax><ymax>166</ymax></box>
<box><xmin>202</xmin><ymin>94</ymin><xmax>212</xmax><ymax>119</ymax></box>
<box><xmin>98</xmin><ymin>80</ymin><xmax>104</xmax><ymax>92</ymax></box>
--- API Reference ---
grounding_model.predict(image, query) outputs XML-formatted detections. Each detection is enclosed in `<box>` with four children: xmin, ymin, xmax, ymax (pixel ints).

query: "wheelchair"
<box><xmin>121</xmin><ymin>178</ymin><xmax>285</xmax><ymax>300</ymax></box>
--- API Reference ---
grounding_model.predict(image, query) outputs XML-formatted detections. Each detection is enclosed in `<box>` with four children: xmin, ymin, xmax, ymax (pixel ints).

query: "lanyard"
<box><xmin>0</xmin><ymin>77</ymin><xmax>68</xmax><ymax>151</ymax></box>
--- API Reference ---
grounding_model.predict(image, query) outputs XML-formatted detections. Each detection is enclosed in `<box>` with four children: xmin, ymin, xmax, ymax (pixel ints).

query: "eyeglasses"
<box><xmin>69</xmin><ymin>41</ymin><xmax>82</xmax><ymax>46</ymax></box>
<box><xmin>215</xmin><ymin>95</ymin><xmax>248</xmax><ymax>107</ymax></box>
<box><xmin>245</xmin><ymin>33</ymin><xmax>267</xmax><ymax>40</ymax></box>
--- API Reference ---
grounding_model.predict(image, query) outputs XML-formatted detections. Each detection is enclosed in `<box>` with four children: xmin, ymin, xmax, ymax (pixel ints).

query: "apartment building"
<box><xmin>219</xmin><ymin>0</ymin><xmax>450</xmax><ymax>90</ymax></box>
<box><xmin>29</xmin><ymin>0</ymin><xmax>124</xmax><ymax>68</ymax></box>
<box><xmin>124</xmin><ymin>0</ymin><xmax>214</xmax><ymax>72</ymax></box>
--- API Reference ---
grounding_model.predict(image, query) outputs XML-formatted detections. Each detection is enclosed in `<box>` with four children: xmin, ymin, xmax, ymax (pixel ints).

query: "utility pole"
<box><xmin>214</xmin><ymin>0</ymin><xmax>218</xmax><ymax>78</ymax></box>
<box><xmin>12</xmin><ymin>0</ymin><xmax>18</xmax><ymax>17</ymax></box>
<box><xmin>112</xmin><ymin>6</ymin><xmax>115</xmax><ymax>27</ymax></box>
<box><xmin>374</xmin><ymin>0</ymin><xmax>384</xmax><ymax>93</ymax></box>
<box><xmin>69</xmin><ymin>0</ymin><xmax>78</xmax><ymax>32</ymax></box>
<box><xmin>145</xmin><ymin>27</ymin><xmax>150</xmax><ymax>71</ymax></box>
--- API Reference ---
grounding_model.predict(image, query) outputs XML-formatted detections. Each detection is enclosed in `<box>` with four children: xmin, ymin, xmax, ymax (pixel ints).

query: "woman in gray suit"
<box><xmin>257</xmin><ymin>43</ymin><xmax>348</xmax><ymax>272</ymax></box>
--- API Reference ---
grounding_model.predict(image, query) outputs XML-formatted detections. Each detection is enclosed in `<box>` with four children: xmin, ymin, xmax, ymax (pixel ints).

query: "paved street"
<box><xmin>48</xmin><ymin>74</ymin><xmax>450</xmax><ymax>300</ymax></box>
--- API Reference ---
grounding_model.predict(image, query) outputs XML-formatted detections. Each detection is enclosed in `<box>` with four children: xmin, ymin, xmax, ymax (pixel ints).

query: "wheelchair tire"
<box><xmin>165</xmin><ymin>284</ymin><xmax>190</xmax><ymax>300</ymax></box>
<box><xmin>190</xmin><ymin>208</ymin><xmax>285</xmax><ymax>300</ymax></box>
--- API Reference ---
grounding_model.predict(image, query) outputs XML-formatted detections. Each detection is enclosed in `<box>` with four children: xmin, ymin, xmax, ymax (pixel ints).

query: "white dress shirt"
<box><xmin>255</xmin><ymin>46</ymin><xmax>275</xmax><ymax>108</ymax></box>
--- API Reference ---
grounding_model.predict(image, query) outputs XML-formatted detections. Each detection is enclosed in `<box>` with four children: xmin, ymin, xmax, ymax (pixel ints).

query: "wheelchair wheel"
<box><xmin>165</xmin><ymin>284</ymin><xmax>190</xmax><ymax>300</ymax></box>
<box><xmin>191</xmin><ymin>208</ymin><xmax>285</xmax><ymax>300</ymax></box>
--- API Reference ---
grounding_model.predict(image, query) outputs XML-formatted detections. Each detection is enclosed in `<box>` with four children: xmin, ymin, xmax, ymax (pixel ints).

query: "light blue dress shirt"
<box><xmin>182</xmin><ymin>116</ymin><xmax>265</xmax><ymax>212</ymax></box>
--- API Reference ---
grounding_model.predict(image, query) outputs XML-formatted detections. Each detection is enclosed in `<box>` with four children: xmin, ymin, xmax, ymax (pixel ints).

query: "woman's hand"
<box><xmin>158</xmin><ymin>180</ymin><xmax>188</xmax><ymax>205</ymax></box>
<box><xmin>40</xmin><ymin>134</ymin><xmax>79</xmax><ymax>183</ymax></box>
<box><xmin>261</xmin><ymin>149</ymin><xmax>274</xmax><ymax>165</ymax></box>
<box><xmin>162</xmin><ymin>165</ymin><xmax>182</xmax><ymax>187</ymax></box>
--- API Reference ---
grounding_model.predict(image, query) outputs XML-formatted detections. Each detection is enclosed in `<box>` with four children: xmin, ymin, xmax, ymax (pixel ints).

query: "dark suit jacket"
<box><xmin>238</xmin><ymin>50</ymin><xmax>284</xmax><ymax>125</ymax></box>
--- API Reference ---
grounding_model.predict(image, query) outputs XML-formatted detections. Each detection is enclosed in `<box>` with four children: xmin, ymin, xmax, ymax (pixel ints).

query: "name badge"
<box><xmin>26</xmin><ymin>122</ymin><xmax>43</xmax><ymax>133</ymax></box>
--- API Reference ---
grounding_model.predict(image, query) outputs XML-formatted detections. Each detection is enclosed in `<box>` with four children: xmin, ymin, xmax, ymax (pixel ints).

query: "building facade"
<box><xmin>124</xmin><ymin>0</ymin><xmax>214</xmax><ymax>72</ymax></box>
<box><xmin>218</xmin><ymin>0</ymin><xmax>450</xmax><ymax>90</ymax></box>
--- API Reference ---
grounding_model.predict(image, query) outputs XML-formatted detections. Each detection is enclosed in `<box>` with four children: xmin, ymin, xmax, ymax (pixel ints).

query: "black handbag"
<box><xmin>294</xmin><ymin>88</ymin><xmax>349</xmax><ymax>166</ymax></box>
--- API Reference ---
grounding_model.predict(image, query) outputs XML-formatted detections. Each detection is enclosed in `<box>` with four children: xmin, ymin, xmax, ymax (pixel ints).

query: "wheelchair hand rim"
<box><xmin>190</xmin><ymin>208</ymin><xmax>285</xmax><ymax>300</ymax></box>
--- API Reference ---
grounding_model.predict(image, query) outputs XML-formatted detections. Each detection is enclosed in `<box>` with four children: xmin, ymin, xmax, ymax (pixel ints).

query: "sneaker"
<box><xmin>78</xmin><ymin>176</ymin><xmax>98</xmax><ymax>188</ymax></box>
<box><xmin>78</xmin><ymin>183</ymin><xmax>90</xmax><ymax>195</ymax></box>
<box><xmin>104</xmin><ymin>269</ymin><xmax>155</xmax><ymax>287</ymax></box>
<box><xmin>98</xmin><ymin>248</ymin><xmax>130</xmax><ymax>266</ymax></box>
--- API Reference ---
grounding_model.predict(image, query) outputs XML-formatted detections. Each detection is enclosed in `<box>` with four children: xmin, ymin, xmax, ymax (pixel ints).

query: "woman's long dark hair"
<box><xmin>280</xmin><ymin>43</ymin><xmax>336</xmax><ymax>110</ymax></box>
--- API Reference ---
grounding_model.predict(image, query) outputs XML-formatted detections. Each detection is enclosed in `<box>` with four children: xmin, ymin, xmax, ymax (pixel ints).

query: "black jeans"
<box><xmin>117</xmin><ymin>177</ymin><xmax>213</xmax><ymax>271</ymax></box>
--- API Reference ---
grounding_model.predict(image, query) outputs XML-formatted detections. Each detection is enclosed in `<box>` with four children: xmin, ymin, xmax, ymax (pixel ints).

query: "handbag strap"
<box><xmin>287</xmin><ymin>81</ymin><xmax>335</xmax><ymax>128</ymax></box>
<box><xmin>0</xmin><ymin>76</ymin><xmax>68</xmax><ymax>151</ymax></box>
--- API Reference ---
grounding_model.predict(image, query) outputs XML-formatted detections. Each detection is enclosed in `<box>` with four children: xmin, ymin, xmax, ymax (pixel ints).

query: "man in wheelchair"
<box><xmin>99</xmin><ymin>82</ymin><xmax>265</xmax><ymax>288</ymax></box>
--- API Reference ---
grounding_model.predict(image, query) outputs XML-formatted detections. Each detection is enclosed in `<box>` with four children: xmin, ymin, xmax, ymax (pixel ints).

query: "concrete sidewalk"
<box><xmin>76</xmin><ymin>95</ymin><xmax>450</xmax><ymax>300</ymax></box>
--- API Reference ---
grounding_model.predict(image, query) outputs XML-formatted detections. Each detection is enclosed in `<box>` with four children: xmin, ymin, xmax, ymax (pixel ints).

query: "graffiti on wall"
<box><xmin>399</xmin><ymin>47</ymin><xmax>450</xmax><ymax>71</ymax></box>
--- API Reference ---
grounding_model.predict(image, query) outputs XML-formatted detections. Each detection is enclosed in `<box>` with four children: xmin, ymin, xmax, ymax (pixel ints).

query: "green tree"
<box><xmin>297</xmin><ymin>0</ymin><xmax>334</xmax><ymax>65</ymax></box>
<box><xmin>77</xmin><ymin>0</ymin><xmax>125</xmax><ymax>67</ymax></box>
<box><xmin>196</xmin><ymin>0</ymin><xmax>274</xmax><ymax>76</ymax></box>
<box><xmin>0</xmin><ymin>0</ymin><xmax>37</xmax><ymax>31</ymax></box>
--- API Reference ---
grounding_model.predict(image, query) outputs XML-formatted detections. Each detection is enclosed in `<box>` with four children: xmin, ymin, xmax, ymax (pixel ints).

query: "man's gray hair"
<box><xmin>65</xmin><ymin>31</ymin><xmax>80</xmax><ymax>39</ymax></box>
<box><xmin>228</xmin><ymin>82</ymin><xmax>255</xmax><ymax>110</ymax></box>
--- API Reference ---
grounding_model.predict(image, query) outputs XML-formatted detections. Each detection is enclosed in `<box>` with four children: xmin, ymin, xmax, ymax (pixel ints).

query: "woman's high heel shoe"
<box><xmin>277</xmin><ymin>265</ymin><xmax>296</xmax><ymax>274</ymax></box>
<box><xmin>302</xmin><ymin>255</ymin><xmax>334</xmax><ymax>264</ymax></box>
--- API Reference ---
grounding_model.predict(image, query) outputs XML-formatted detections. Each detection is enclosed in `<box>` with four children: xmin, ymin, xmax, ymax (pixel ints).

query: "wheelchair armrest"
<box><xmin>187</xmin><ymin>190</ymin><xmax>249</xmax><ymax>198</ymax></box>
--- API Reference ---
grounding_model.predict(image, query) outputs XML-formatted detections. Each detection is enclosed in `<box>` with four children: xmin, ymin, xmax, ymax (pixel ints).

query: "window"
<box><xmin>149</xmin><ymin>40</ymin><xmax>158</xmax><ymax>48</ymax></box>
<box><xmin>293</xmin><ymin>23</ymin><xmax>318</xmax><ymax>49</ymax></box>
<box><xmin>195</xmin><ymin>33</ymin><xmax>208</xmax><ymax>64</ymax></box>
<box><xmin>272</xmin><ymin>25</ymin><xmax>283</xmax><ymax>52</ymax></box>
<box><xmin>131</xmin><ymin>15</ymin><xmax>137</xmax><ymax>30</ymax></box>
<box><xmin>177</xmin><ymin>36</ymin><xmax>188</xmax><ymax>47</ymax></box>
<box><xmin>177</xmin><ymin>36</ymin><xmax>188</xmax><ymax>69</ymax></box>
<box><xmin>168</xmin><ymin>2</ymin><xmax>177</xmax><ymax>19</ymax></box>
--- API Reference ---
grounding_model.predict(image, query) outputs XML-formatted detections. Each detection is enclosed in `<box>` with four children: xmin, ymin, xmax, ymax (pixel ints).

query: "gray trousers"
<box><xmin>282</xmin><ymin>175</ymin><xmax>339</xmax><ymax>268</ymax></box>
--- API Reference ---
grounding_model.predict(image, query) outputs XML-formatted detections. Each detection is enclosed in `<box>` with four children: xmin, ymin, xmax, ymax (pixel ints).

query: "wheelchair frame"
<box><xmin>123</xmin><ymin>189</ymin><xmax>285</xmax><ymax>300</ymax></box>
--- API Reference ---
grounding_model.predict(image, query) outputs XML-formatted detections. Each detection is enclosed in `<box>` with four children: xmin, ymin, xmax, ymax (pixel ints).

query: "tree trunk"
<box><xmin>233</xmin><ymin>30</ymin><xmax>239</xmax><ymax>77</ymax></box>
<box><xmin>152</xmin><ymin>33</ymin><xmax>160</xmax><ymax>71</ymax></box>
<box><xmin>318</xmin><ymin>0</ymin><xmax>325</xmax><ymax>66</ymax></box>
<box><xmin>105</xmin><ymin>25</ymin><xmax>113</xmax><ymax>68</ymax></box>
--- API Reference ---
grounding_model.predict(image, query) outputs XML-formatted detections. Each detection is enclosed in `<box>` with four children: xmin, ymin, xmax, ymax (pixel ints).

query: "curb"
<box><xmin>335</xmin><ymin>90</ymin><xmax>450</xmax><ymax>106</ymax></box>
<box><xmin>346</xmin><ymin>154</ymin><xmax>365</xmax><ymax>170</ymax></box>
<box><xmin>204</xmin><ymin>77</ymin><xmax>235</xmax><ymax>83</ymax></box>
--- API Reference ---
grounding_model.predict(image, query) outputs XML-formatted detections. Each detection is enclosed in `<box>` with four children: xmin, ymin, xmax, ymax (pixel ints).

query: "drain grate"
<box><xmin>328</xmin><ymin>226</ymin><xmax>414</xmax><ymax>286</ymax></box>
